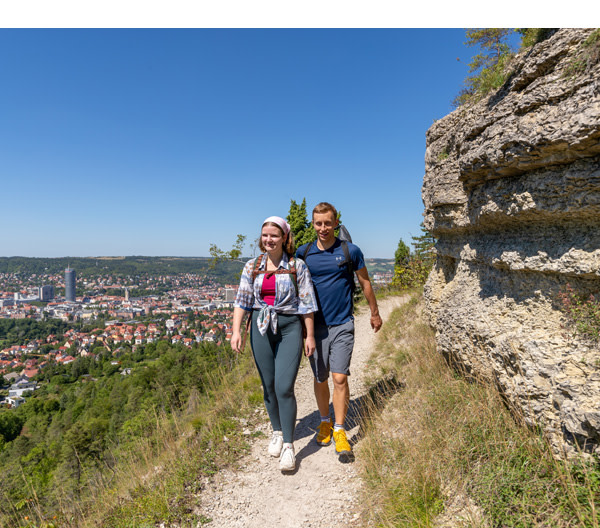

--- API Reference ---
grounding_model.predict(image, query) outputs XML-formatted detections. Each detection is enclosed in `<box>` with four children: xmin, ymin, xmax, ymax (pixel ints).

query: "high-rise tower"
<box><xmin>65</xmin><ymin>268</ymin><xmax>76</xmax><ymax>302</ymax></box>
<box><xmin>39</xmin><ymin>285</ymin><xmax>55</xmax><ymax>302</ymax></box>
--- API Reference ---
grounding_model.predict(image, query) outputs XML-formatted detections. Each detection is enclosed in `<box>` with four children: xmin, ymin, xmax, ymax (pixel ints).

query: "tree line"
<box><xmin>0</xmin><ymin>256</ymin><xmax>243</xmax><ymax>285</ymax></box>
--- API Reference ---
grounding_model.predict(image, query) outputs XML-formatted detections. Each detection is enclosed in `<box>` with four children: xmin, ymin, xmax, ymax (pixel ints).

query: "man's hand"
<box><xmin>356</xmin><ymin>267</ymin><xmax>382</xmax><ymax>333</ymax></box>
<box><xmin>370</xmin><ymin>313</ymin><xmax>382</xmax><ymax>333</ymax></box>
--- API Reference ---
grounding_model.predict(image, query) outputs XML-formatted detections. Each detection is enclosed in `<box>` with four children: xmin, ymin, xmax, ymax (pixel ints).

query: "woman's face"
<box><xmin>261</xmin><ymin>224</ymin><xmax>284</xmax><ymax>254</ymax></box>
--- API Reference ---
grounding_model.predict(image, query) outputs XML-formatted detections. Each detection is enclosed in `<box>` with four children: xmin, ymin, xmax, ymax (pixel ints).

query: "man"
<box><xmin>297</xmin><ymin>202</ymin><xmax>382</xmax><ymax>461</ymax></box>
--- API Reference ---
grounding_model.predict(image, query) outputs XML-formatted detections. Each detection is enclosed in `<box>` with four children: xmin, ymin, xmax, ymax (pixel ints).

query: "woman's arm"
<box><xmin>231</xmin><ymin>259</ymin><xmax>257</xmax><ymax>353</ymax></box>
<box><xmin>302</xmin><ymin>312</ymin><xmax>315</xmax><ymax>357</ymax></box>
<box><xmin>230</xmin><ymin>306</ymin><xmax>247</xmax><ymax>353</ymax></box>
<box><xmin>294</xmin><ymin>258</ymin><xmax>318</xmax><ymax>314</ymax></box>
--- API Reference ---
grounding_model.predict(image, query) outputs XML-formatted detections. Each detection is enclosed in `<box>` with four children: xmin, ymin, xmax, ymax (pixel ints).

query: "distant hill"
<box><xmin>364</xmin><ymin>258</ymin><xmax>395</xmax><ymax>275</ymax></box>
<box><xmin>0</xmin><ymin>256</ymin><xmax>392</xmax><ymax>285</ymax></box>
<box><xmin>0</xmin><ymin>256</ymin><xmax>244</xmax><ymax>285</ymax></box>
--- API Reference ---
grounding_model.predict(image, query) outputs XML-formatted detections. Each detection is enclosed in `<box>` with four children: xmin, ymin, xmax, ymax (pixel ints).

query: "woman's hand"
<box><xmin>301</xmin><ymin>313</ymin><xmax>316</xmax><ymax>357</ymax></box>
<box><xmin>304</xmin><ymin>335</ymin><xmax>316</xmax><ymax>357</ymax></box>
<box><xmin>231</xmin><ymin>307</ymin><xmax>246</xmax><ymax>353</ymax></box>
<box><xmin>231</xmin><ymin>331</ymin><xmax>242</xmax><ymax>353</ymax></box>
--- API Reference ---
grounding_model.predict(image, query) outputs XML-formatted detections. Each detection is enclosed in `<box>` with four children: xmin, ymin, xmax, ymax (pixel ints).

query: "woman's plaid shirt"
<box><xmin>234</xmin><ymin>253</ymin><xmax>318</xmax><ymax>315</ymax></box>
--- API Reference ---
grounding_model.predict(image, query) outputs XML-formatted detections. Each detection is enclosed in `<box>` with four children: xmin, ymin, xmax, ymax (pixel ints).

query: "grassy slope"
<box><xmin>12</xmin><ymin>291</ymin><xmax>598</xmax><ymax>528</ymax></box>
<box><xmin>7</xmin><ymin>351</ymin><xmax>264</xmax><ymax>528</ymax></box>
<box><xmin>357</xmin><ymin>290</ymin><xmax>599</xmax><ymax>528</ymax></box>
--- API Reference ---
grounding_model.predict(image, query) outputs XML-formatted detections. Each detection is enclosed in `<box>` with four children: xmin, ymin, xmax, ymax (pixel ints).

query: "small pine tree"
<box><xmin>287</xmin><ymin>198</ymin><xmax>316</xmax><ymax>246</ymax></box>
<box><xmin>391</xmin><ymin>228</ymin><xmax>436</xmax><ymax>289</ymax></box>
<box><xmin>395</xmin><ymin>239</ymin><xmax>410</xmax><ymax>268</ymax></box>
<box><xmin>411</xmin><ymin>223</ymin><xmax>436</xmax><ymax>267</ymax></box>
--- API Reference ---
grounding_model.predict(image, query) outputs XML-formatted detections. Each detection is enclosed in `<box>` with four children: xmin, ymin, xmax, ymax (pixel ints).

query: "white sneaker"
<box><xmin>279</xmin><ymin>444</ymin><xmax>296</xmax><ymax>471</ymax></box>
<box><xmin>268</xmin><ymin>431</ymin><xmax>283</xmax><ymax>457</ymax></box>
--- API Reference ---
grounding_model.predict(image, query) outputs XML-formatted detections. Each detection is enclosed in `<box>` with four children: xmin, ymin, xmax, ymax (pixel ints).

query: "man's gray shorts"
<box><xmin>310</xmin><ymin>319</ymin><xmax>355</xmax><ymax>383</ymax></box>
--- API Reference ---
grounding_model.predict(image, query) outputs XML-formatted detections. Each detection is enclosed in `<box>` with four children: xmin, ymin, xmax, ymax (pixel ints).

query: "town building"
<box><xmin>39</xmin><ymin>284</ymin><xmax>55</xmax><ymax>301</ymax></box>
<box><xmin>65</xmin><ymin>267</ymin><xmax>76</xmax><ymax>302</ymax></box>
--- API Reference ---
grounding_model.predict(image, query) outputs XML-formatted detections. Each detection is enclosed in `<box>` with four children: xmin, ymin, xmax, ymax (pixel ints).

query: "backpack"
<box><xmin>301</xmin><ymin>224</ymin><xmax>356</xmax><ymax>294</ymax></box>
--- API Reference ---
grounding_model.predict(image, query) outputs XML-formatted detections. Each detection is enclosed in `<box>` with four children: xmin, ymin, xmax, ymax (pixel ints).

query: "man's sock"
<box><xmin>333</xmin><ymin>423</ymin><xmax>344</xmax><ymax>432</ymax></box>
<box><xmin>321</xmin><ymin>416</ymin><xmax>331</xmax><ymax>423</ymax></box>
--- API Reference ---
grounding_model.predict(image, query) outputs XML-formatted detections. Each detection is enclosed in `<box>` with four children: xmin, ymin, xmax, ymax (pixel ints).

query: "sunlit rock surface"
<box><xmin>423</xmin><ymin>28</ymin><xmax>600</xmax><ymax>457</ymax></box>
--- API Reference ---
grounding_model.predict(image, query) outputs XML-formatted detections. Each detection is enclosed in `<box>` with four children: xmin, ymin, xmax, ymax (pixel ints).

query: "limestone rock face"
<box><xmin>423</xmin><ymin>28</ymin><xmax>600</xmax><ymax>457</ymax></box>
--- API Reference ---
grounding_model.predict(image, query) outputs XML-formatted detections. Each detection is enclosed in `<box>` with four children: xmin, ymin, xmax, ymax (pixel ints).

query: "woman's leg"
<box><xmin>250</xmin><ymin>311</ymin><xmax>281</xmax><ymax>432</ymax></box>
<box><xmin>273</xmin><ymin>315</ymin><xmax>303</xmax><ymax>443</ymax></box>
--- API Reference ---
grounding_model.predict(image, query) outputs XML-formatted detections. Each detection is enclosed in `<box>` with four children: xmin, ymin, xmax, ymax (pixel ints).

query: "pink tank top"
<box><xmin>261</xmin><ymin>273</ymin><xmax>276</xmax><ymax>306</ymax></box>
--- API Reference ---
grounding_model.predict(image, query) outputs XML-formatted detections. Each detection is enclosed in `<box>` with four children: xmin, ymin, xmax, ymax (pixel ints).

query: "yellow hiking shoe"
<box><xmin>316</xmin><ymin>419</ymin><xmax>333</xmax><ymax>446</ymax></box>
<box><xmin>333</xmin><ymin>429</ymin><xmax>354</xmax><ymax>462</ymax></box>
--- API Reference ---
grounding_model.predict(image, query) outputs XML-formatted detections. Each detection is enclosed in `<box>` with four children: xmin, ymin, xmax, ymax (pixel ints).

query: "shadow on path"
<box><xmin>294</xmin><ymin>372</ymin><xmax>404</xmax><ymax>464</ymax></box>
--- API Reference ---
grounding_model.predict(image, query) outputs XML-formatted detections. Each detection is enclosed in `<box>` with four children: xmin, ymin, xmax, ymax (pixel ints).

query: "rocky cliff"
<box><xmin>423</xmin><ymin>28</ymin><xmax>600</xmax><ymax>457</ymax></box>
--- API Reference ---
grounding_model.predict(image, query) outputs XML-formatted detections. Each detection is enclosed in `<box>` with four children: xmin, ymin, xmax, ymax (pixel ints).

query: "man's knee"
<box><xmin>331</xmin><ymin>372</ymin><xmax>348</xmax><ymax>388</ymax></box>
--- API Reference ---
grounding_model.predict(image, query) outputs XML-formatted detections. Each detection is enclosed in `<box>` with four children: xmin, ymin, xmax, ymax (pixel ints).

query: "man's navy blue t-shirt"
<box><xmin>297</xmin><ymin>239</ymin><xmax>365</xmax><ymax>327</ymax></box>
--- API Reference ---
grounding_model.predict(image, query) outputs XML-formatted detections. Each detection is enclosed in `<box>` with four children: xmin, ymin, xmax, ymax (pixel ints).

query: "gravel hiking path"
<box><xmin>197</xmin><ymin>296</ymin><xmax>408</xmax><ymax>528</ymax></box>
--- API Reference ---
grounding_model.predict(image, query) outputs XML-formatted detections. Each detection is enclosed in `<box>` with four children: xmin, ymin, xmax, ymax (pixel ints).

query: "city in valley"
<box><xmin>0</xmin><ymin>264</ymin><xmax>240</xmax><ymax>407</ymax></box>
<box><xmin>0</xmin><ymin>258</ymin><xmax>394</xmax><ymax>408</ymax></box>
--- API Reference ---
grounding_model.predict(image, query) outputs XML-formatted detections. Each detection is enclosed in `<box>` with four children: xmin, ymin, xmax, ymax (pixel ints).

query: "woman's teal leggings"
<box><xmin>251</xmin><ymin>311</ymin><xmax>303</xmax><ymax>443</ymax></box>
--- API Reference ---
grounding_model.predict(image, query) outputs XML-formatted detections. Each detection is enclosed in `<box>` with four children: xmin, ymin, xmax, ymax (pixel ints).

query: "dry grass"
<box><xmin>357</xmin><ymin>292</ymin><xmax>599</xmax><ymax>528</ymax></box>
<box><xmin>10</xmin><ymin>355</ymin><xmax>263</xmax><ymax>528</ymax></box>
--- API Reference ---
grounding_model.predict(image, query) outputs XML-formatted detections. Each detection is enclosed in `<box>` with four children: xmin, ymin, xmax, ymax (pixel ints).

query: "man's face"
<box><xmin>312</xmin><ymin>211</ymin><xmax>338</xmax><ymax>245</ymax></box>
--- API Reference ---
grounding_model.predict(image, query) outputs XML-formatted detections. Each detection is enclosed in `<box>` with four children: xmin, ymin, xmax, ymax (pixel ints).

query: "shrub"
<box><xmin>518</xmin><ymin>28</ymin><xmax>558</xmax><ymax>48</ymax></box>
<box><xmin>391</xmin><ymin>258</ymin><xmax>432</xmax><ymax>290</ymax></box>
<box><xmin>558</xmin><ymin>284</ymin><xmax>600</xmax><ymax>342</ymax></box>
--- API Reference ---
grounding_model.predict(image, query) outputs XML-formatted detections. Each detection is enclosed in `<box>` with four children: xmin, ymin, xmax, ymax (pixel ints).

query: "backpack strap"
<box><xmin>338</xmin><ymin>240</ymin><xmax>356</xmax><ymax>294</ymax></box>
<box><xmin>302</xmin><ymin>241</ymin><xmax>314</xmax><ymax>261</ymax></box>
<box><xmin>288</xmin><ymin>257</ymin><xmax>298</xmax><ymax>296</ymax></box>
<box><xmin>251</xmin><ymin>253</ymin><xmax>298</xmax><ymax>296</ymax></box>
<box><xmin>251</xmin><ymin>254</ymin><xmax>266</xmax><ymax>283</ymax></box>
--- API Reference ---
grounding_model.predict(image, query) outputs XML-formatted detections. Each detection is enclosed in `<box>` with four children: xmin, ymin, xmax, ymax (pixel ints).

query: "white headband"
<box><xmin>263</xmin><ymin>216</ymin><xmax>290</xmax><ymax>236</ymax></box>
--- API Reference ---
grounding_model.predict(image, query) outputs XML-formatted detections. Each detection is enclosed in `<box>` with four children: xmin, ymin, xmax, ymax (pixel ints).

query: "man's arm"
<box><xmin>355</xmin><ymin>267</ymin><xmax>382</xmax><ymax>332</ymax></box>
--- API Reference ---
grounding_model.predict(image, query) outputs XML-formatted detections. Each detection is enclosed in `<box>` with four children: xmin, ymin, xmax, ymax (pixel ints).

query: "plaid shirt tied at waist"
<box><xmin>234</xmin><ymin>253</ymin><xmax>318</xmax><ymax>335</ymax></box>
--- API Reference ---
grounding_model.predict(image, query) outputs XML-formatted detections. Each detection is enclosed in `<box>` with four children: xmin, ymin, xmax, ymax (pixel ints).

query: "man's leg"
<box><xmin>328</xmin><ymin>320</ymin><xmax>354</xmax><ymax>461</ymax></box>
<box><xmin>331</xmin><ymin>372</ymin><xmax>349</xmax><ymax>427</ymax></box>
<box><xmin>311</xmin><ymin>324</ymin><xmax>334</xmax><ymax>446</ymax></box>
<box><xmin>314</xmin><ymin>379</ymin><xmax>333</xmax><ymax>445</ymax></box>
<box><xmin>314</xmin><ymin>378</ymin><xmax>331</xmax><ymax>417</ymax></box>
<box><xmin>331</xmin><ymin>372</ymin><xmax>352</xmax><ymax>460</ymax></box>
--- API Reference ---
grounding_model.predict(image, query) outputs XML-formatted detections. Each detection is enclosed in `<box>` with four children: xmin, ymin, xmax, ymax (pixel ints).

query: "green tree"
<box><xmin>287</xmin><ymin>198</ymin><xmax>316</xmax><ymax>246</ymax></box>
<box><xmin>395</xmin><ymin>239</ymin><xmax>410</xmax><ymax>268</ymax></box>
<box><xmin>453</xmin><ymin>28</ymin><xmax>515</xmax><ymax>107</ymax></box>
<box><xmin>391</xmin><ymin>224</ymin><xmax>436</xmax><ymax>289</ymax></box>
<box><xmin>517</xmin><ymin>28</ymin><xmax>557</xmax><ymax>48</ymax></box>
<box><xmin>209</xmin><ymin>234</ymin><xmax>247</xmax><ymax>266</ymax></box>
<box><xmin>411</xmin><ymin>223</ymin><xmax>436</xmax><ymax>267</ymax></box>
<box><xmin>0</xmin><ymin>412</ymin><xmax>24</xmax><ymax>443</ymax></box>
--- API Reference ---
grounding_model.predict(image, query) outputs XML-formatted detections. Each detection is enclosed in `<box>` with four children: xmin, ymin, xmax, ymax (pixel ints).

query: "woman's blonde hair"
<box><xmin>259</xmin><ymin>222</ymin><xmax>296</xmax><ymax>256</ymax></box>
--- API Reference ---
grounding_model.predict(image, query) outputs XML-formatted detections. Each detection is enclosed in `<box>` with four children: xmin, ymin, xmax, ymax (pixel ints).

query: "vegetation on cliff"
<box><xmin>359</xmin><ymin>291</ymin><xmax>600</xmax><ymax>528</ymax></box>
<box><xmin>453</xmin><ymin>28</ymin><xmax>560</xmax><ymax>107</ymax></box>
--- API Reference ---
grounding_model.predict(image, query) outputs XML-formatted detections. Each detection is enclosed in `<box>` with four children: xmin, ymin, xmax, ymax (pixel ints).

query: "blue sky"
<box><xmin>1</xmin><ymin>28</ymin><xmax>521</xmax><ymax>258</ymax></box>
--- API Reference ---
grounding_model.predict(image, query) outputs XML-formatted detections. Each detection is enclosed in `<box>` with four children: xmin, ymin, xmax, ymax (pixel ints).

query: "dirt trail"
<box><xmin>198</xmin><ymin>296</ymin><xmax>407</xmax><ymax>527</ymax></box>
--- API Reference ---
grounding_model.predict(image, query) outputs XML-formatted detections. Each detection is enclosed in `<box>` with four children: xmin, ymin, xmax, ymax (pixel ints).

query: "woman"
<box><xmin>231</xmin><ymin>216</ymin><xmax>317</xmax><ymax>472</ymax></box>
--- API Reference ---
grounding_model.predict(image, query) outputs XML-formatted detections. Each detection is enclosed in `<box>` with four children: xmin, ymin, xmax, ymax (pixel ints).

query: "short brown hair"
<box><xmin>258</xmin><ymin>222</ymin><xmax>296</xmax><ymax>256</ymax></box>
<box><xmin>312</xmin><ymin>202</ymin><xmax>338</xmax><ymax>220</ymax></box>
